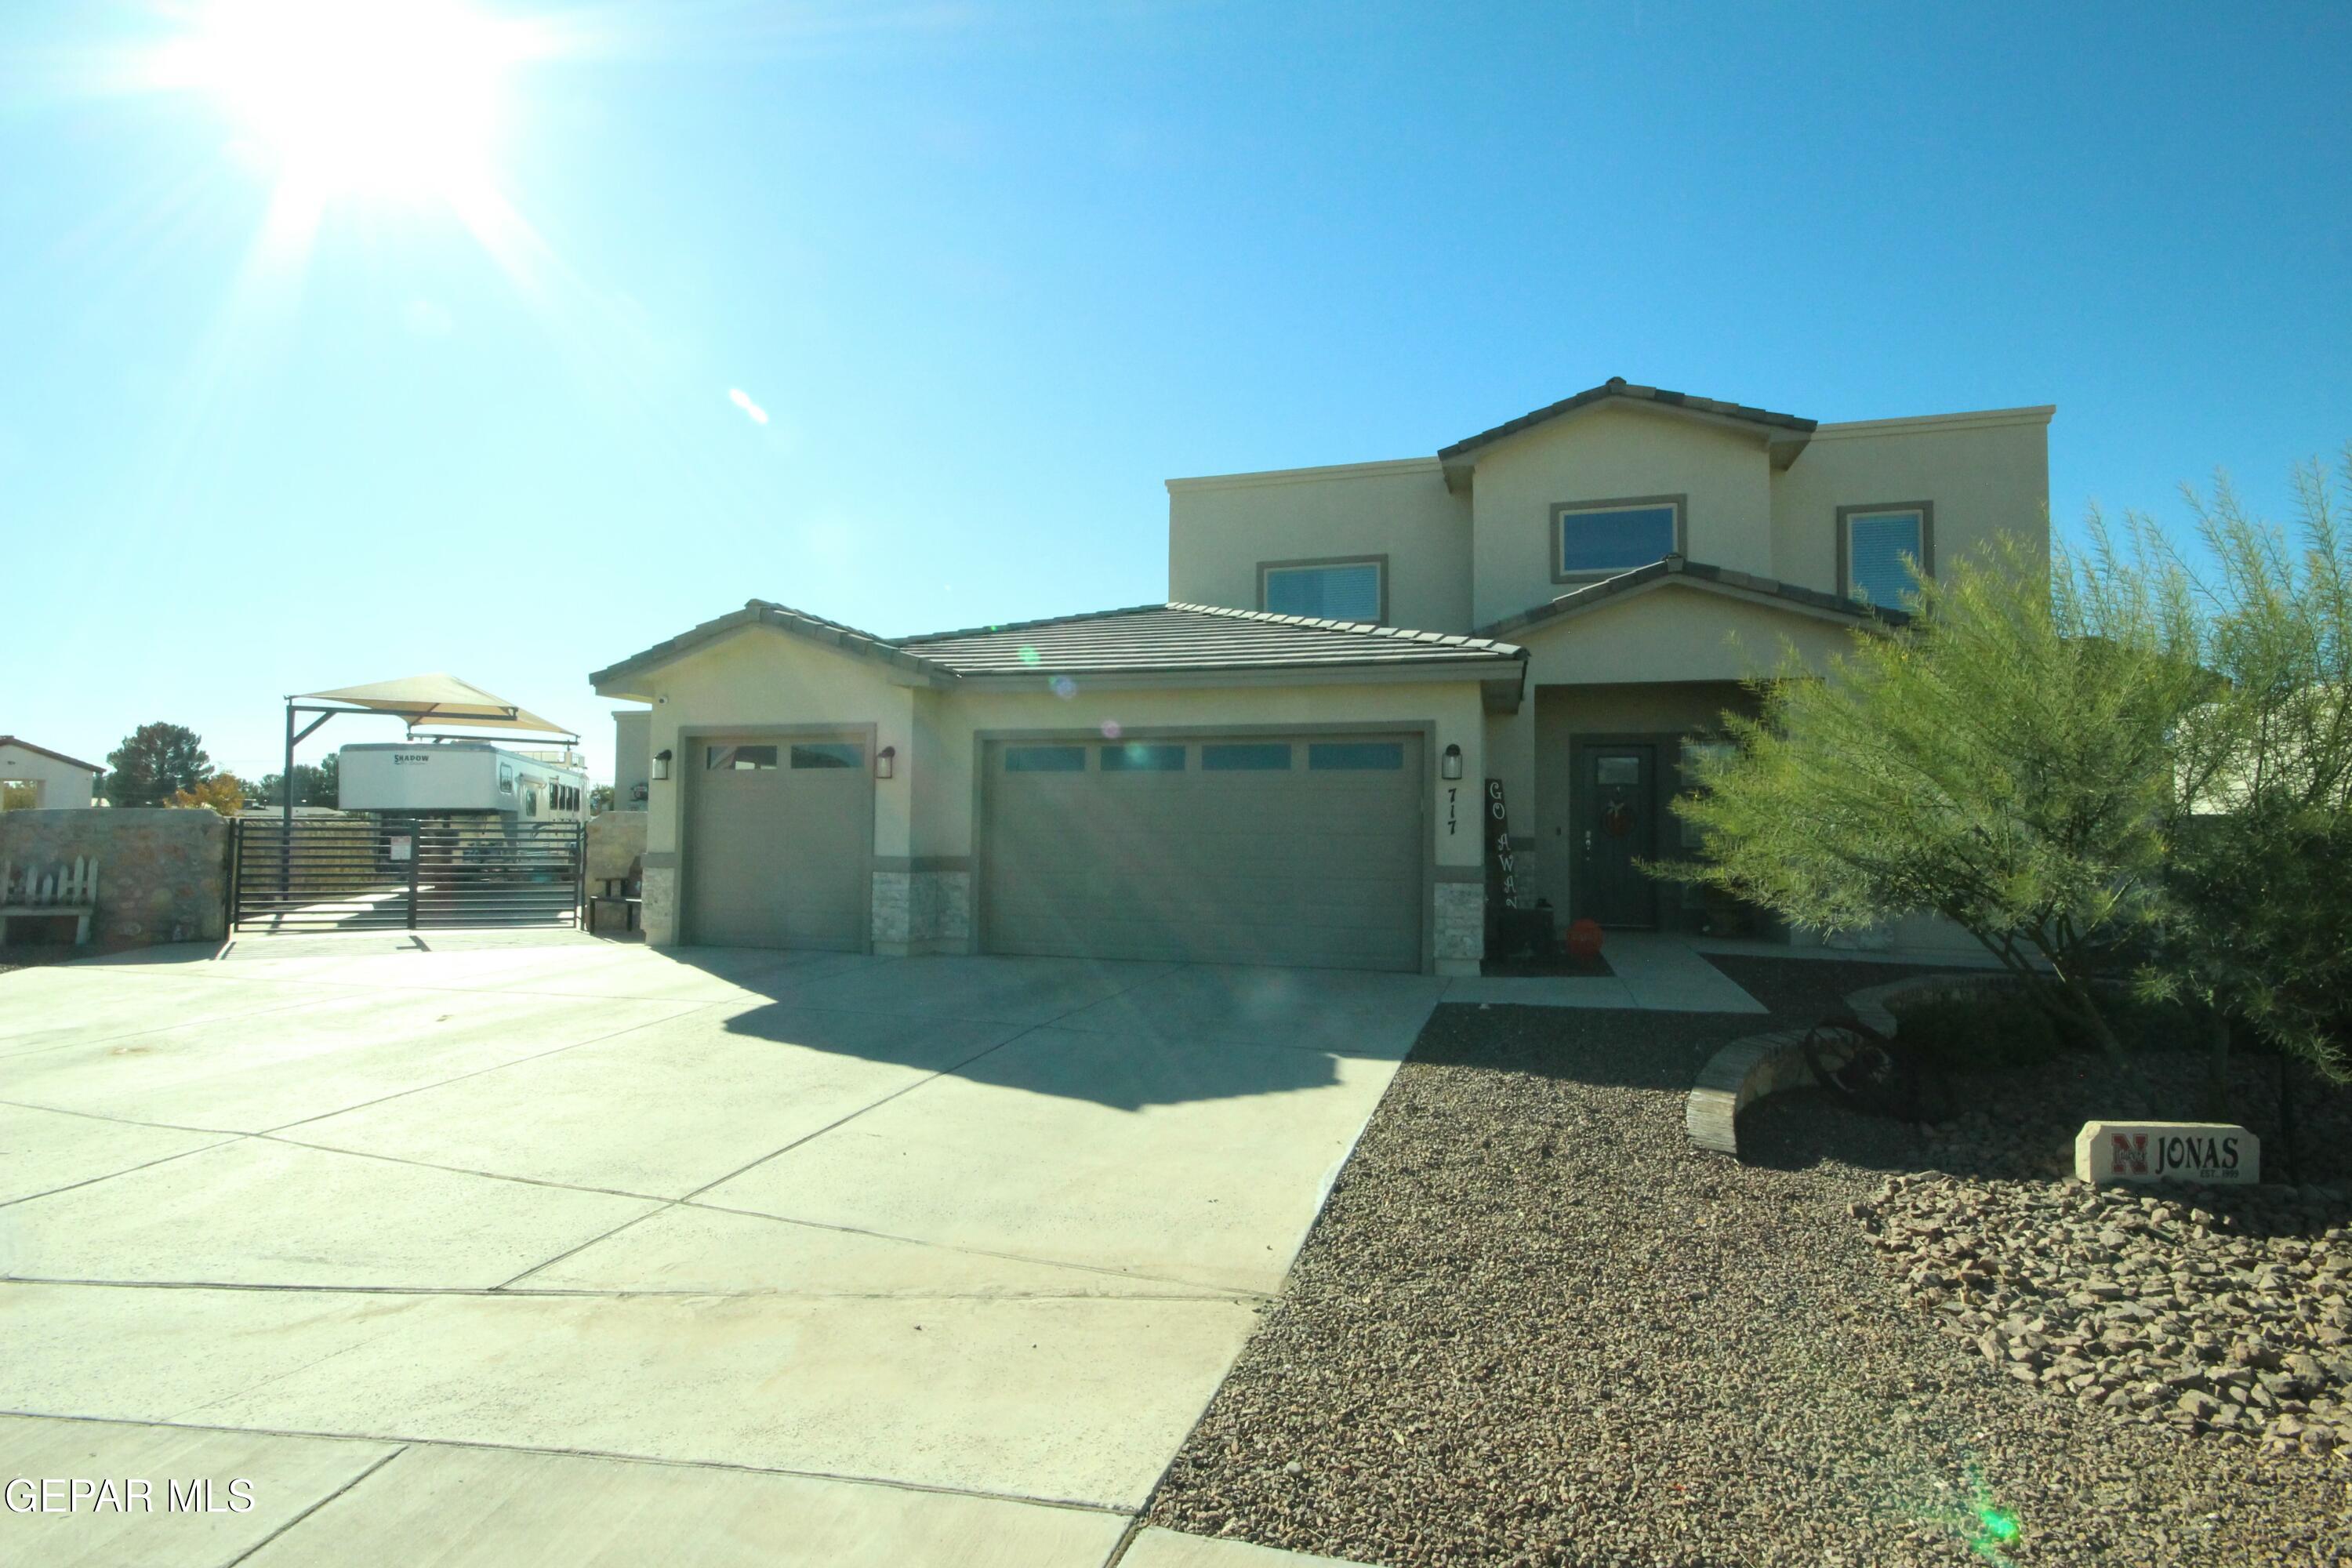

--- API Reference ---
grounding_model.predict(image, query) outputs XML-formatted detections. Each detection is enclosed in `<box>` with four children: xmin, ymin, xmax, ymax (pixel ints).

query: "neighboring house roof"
<box><xmin>0</xmin><ymin>736</ymin><xmax>103</xmax><ymax>774</ymax></box>
<box><xmin>901</xmin><ymin>603</ymin><xmax>1526</xmax><ymax>675</ymax></box>
<box><xmin>1475</xmin><ymin>556</ymin><xmax>1909</xmax><ymax>641</ymax></box>
<box><xmin>1437</xmin><ymin>376</ymin><xmax>1818</xmax><ymax>467</ymax></box>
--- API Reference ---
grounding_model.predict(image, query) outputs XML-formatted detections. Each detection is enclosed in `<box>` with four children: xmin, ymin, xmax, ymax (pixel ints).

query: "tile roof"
<box><xmin>1475</xmin><ymin>556</ymin><xmax>1908</xmax><ymax>640</ymax></box>
<box><xmin>902</xmin><ymin>604</ymin><xmax>1526</xmax><ymax>675</ymax></box>
<box><xmin>590</xmin><ymin>600</ymin><xmax>954</xmax><ymax>689</ymax></box>
<box><xmin>1438</xmin><ymin>377</ymin><xmax>1817</xmax><ymax>463</ymax></box>
<box><xmin>591</xmin><ymin>600</ymin><xmax>1526</xmax><ymax>691</ymax></box>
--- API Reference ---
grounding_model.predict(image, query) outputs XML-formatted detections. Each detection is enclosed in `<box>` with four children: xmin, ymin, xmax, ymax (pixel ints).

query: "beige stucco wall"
<box><xmin>1769</xmin><ymin>408</ymin><xmax>2053</xmax><ymax>596</ymax></box>
<box><xmin>1520</xmin><ymin>580</ymin><xmax>1861</xmax><ymax>688</ymax></box>
<box><xmin>1166</xmin><ymin>459</ymin><xmax>1471</xmax><ymax>632</ymax></box>
<box><xmin>1163</xmin><ymin>400</ymin><xmax>2052</xmax><ymax>646</ymax></box>
<box><xmin>611</xmin><ymin>710</ymin><xmax>651</xmax><ymax>811</ymax></box>
<box><xmin>0</xmin><ymin>743</ymin><xmax>99</xmax><ymax>811</ymax></box>
<box><xmin>1468</xmin><ymin>405</ymin><xmax>1777</xmax><ymax>629</ymax></box>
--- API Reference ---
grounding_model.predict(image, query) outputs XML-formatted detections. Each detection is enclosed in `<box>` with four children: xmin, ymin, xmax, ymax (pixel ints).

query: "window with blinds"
<box><xmin>1845</xmin><ymin>508</ymin><xmax>1927</xmax><ymax>606</ymax></box>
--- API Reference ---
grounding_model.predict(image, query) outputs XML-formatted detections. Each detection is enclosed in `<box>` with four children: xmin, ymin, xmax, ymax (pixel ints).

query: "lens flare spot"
<box><xmin>1978</xmin><ymin>1507</ymin><xmax>2019</xmax><ymax>1543</ymax></box>
<box><xmin>1099</xmin><ymin>720</ymin><xmax>1122</xmax><ymax>739</ymax></box>
<box><xmin>1017</xmin><ymin>646</ymin><xmax>1040</xmax><ymax>666</ymax></box>
<box><xmin>1051</xmin><ymin>676</ymin><xmax>1078</xmax><ymax>699</ymax></box>
<box><xmin>728</xmin><ymin>387</ymin><xmax>768</xmax><ymax>425</ymax></box>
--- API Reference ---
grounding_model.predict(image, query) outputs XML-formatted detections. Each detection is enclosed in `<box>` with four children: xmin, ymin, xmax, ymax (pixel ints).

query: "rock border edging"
<box><xmin>1686</xmin><ymin>970</ymin><xmax>2010</xmax><ymax>1158</ymax></box>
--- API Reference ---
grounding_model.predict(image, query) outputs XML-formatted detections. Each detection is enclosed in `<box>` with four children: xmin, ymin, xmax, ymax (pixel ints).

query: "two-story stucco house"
<box><xmin>593</xmin><ymin>378</ymin><xmax>2052</xmax><ymax>973</ymax></box>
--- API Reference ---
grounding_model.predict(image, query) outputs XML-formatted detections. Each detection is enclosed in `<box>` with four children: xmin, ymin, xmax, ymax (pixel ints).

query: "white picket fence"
<box><xmin>0</xmin><ymin>855</ymin><xmax>99</xmax><ymax>944</ymax></box>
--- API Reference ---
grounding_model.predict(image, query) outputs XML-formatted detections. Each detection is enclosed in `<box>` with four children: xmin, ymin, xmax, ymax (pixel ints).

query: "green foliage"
<box><xmin>254</xmin><ymin>756</ymin><xmax>339</xmax><ymax>808</ymax></box>
<box><xmin>588</xmin><ymin>783</ymin><xmax>615</xmax><ymax>814</ymax></box>
<box><xmin>1662</xmin><ymin>535</ymin><xmax>2204</xmax><ymax>1060</ymax></box>
<box><xmin>2131</xmin><ymin>450</ymin><xmax>2352</xmax><ymax>1083</ymax></box>
<box><xmin>104</xmin><ymin>722</ymin><xmax>212</xmax><ymax>807</ymax></box>
<box><xmin>1668</xmin><ymin>444</ymin><xmax>2352</xmax><ymax>1084</ymax></box>
<box><xmin>1889</xmin><ymin>988</ymin><xmax>2070</xmax><ymax>1072</ymax></box>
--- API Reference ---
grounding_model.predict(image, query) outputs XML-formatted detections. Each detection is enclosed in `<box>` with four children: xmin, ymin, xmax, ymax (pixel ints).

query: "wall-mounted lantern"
<box><xmin>1441</xmin><ymin>742</ymin><xmax>1464</xmax><ymax>781</ymax></box>
<box><xmin>652</xmin><ymin>748</ymin><xmax>673</xmax><ymax>782</ymax></box>
<box><xmin>876</xmin><ymin>746</ymin><xmax>896</xmax><ymax>780</ymax></box>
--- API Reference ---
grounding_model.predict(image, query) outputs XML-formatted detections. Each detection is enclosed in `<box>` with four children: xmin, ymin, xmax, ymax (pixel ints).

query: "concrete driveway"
<box><xmin>0</xmin><ymin>932</ymin><xmax>1427</xmax><ymax>1566</ymax></box>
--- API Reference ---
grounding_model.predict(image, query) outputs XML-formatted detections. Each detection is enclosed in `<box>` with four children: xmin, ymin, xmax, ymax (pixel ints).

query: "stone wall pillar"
<box><xmin>639</xmin><ymin>859</ymin><xmax>679</xmax><ymax>945</ymax></box>
<box><xmin>872</xmin><ymin>862</ymin><xmax>972</xmax><ymax>956</ymax></box>
<box><xmin>1433</xmin><ymin>880</ymin><xmax>1485</xmax><ymax>977</ymax></box>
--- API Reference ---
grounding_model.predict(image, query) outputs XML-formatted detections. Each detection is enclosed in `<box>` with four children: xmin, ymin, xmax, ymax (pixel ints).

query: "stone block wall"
<box><xmin>586</xmin><ymin>811</ymin><xmax>648</xmax><ymax>886</ymax></box>
<box><xmin>873</xmin><ymin>867</ymin><xmax>971</xmax><ymax>956</ymax></box>
<box><xmin>0</xmin><ymin>807</ymin><xmax>230</xmax><ymax>945</ymax></box>
<box><xmin>1433</xmin><ymin>880</ymin><xmax>1486</xmax><ymax>975</ymax></box>
<box><xmin>640</xmin><ymin>862</ymin><xmax>678</xmax><ymax>945</ymax></box>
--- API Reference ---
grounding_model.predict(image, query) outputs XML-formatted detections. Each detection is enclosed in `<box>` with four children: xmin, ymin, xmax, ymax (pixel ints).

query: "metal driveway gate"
<box><xmin>232</xmin><ymin>816</ymin><xmax>586</xmax><ymax>933</ymax></box>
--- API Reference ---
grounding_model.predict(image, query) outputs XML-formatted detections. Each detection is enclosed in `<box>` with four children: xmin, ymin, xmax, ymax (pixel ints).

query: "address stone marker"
<box><xmin>2074</xmin><ymin>1121</ymin><xmax>2259</xmax><ymax>1186</ymax></box>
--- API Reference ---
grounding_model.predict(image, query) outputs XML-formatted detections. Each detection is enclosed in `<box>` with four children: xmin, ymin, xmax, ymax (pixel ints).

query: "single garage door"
<box><xmin>684</xmin><ymin>735</ymin><xmax>869</xmax><ymax>949</ymax></box>
<box><xmin>982</xmin><ymin>733</ymin><xmax>1423</xmax><ymax>971</ymax></box>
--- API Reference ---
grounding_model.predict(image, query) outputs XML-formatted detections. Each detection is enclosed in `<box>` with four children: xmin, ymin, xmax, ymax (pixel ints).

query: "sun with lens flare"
<box><xmin>176</xmin><ymin>0</ymin><xmax>524</xmax><ymax>199</ymax></box>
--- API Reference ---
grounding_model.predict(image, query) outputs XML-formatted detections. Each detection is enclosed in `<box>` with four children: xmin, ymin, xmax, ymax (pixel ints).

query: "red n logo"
<box><xmin>2110</xmin><ymin>1133</ymin><xmax>2148</xmax><ymax>1174</ymax></box>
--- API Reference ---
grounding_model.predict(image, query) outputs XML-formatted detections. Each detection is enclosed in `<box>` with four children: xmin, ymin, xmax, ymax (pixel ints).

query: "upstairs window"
<box><xmin>1259</xmin><ymin>557</ymin><xmax>1384</xmax><ymax>622</ymax></box>
<box><xmin>1839</xmin><ymin>504</ymin><xmax>1933</xmax><ymax>608</ymax></box>
<box><xmin>1553</xmin><ymin>495</ymin><xmax>1684</xmax><ymax>578</ymax></box>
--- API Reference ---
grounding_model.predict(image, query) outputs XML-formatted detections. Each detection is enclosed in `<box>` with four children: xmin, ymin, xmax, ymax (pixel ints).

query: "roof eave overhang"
<box><xmin>590</xmin><ymin>605</ymin><xmax>960</xmax><ymax>699</ymax></box>
<box><xmin>952</xmin><ymin>657</ymin><xmax>1526</xmax><ymax>693</ymax></box>
<box><xmin>0</xmin><ymin>738</ymin><xmax>105</xmax><ymax>775</ymax></box>
<box><xmin>1439</xmin><ymin>394</ymin><xmax>1817</xmax><ymax>493</ymax></box>
<box><xmin>1476</xmin><ymin>560</ymin><xmax>1900</xmax><ymax>642</ymax></box>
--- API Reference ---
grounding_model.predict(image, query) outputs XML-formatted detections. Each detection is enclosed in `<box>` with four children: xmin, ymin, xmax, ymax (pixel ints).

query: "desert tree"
<box><xmin>1663</xmin><ymin>534</ymin><xmax>2207</xmax><ymax>1064</ymax></box>
<box><xmin>2136</xmin><ymin>448</ymin><xmax>2352</xmax><ymax>1091</ymax></box>
<box><xmin>104</xmin><ymin>722</ymin><xmax>213</xmax><ymax>807</ymax></box>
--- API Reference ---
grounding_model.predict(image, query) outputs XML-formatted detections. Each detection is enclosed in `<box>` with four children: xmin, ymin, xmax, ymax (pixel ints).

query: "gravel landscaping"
<box><xmin>1145</xmin><ymin>958</ymin><xmax>2352</xmax><ymax>1566</ymax></box>
<box><xmin>1858</xmin><ymin>1174</ymin><xmax>2352</xmax><ymax>1459</ymax></box>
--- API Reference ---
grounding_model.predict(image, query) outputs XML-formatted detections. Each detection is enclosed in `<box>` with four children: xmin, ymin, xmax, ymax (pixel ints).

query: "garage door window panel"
<box><xmin>1308</xmin><ymin>741</ymin><xmax>1405</xmax><ymax>771</ymax></box>
<box><xmin>1005</xmin><ymin>745</ymin><xmax>1087</xmax><ymax>773</ymax></box>
<box><xmin>1100</xmin><ymin>743</ymin><xmax>1186</xmax><ymax>771</ymax></box>
<box><xmin>707</xmin><ymin>745</ymin><xmax>779</xmax><ymax>771</ymax></box>
<box><xmin>1202</xmin><ymin>742</ymin><xmax>1291</xmax><ymax>771</ymax></box>
<box><xmin>789</xmin><ymin>742</ymin><xmax>864</xmax><ymax>769</ymax></box>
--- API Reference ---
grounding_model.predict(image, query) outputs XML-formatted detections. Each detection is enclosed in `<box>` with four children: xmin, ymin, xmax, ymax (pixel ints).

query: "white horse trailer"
<box><xmin>337</xmin><ymin>742</ymin><xmax>591</xmax><ymax>822</ymax></box>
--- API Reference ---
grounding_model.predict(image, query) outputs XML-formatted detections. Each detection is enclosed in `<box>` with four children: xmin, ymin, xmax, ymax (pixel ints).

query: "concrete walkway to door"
<box><xmin>0</xmin><ymin>932</ymin><xmax>1407</xmax><ymax>1567</ymax></box>
<box><xmin>1442</xmin><ymin>931</ymin><xmax>1770</xmax><ymax>1012</ymax></box>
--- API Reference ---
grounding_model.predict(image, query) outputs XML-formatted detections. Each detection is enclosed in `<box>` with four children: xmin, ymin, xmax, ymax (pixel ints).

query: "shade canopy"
<box><xmin>296</xmin><ymin>674</ymin><xmax>575</xmax><ymax>739</ymax></box>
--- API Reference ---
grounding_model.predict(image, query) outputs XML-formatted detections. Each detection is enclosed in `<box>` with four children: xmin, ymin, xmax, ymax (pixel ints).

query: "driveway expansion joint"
<box><xmin>0</xmin><ymin>1407</ymin><xmax>1144</xmax><ymax>1517</ymax></box>
<box><xmin>222</xmin><ymin>1442</ymin><xmax>412</xmax><ymax>1567</ymax></box>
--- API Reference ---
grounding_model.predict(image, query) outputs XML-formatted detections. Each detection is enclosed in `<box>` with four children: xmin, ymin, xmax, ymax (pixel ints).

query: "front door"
<box><xmin>1573</xmin><ymin>744</ymin><xmax>1657</xmax><ymax>928</ymax></box>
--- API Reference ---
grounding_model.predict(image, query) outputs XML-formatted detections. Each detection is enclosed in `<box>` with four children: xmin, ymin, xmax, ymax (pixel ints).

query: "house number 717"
<box><xmin>1446</xmin><ymin>786</ymin><xmax>1457</xmax><ymax>834</ymax></box>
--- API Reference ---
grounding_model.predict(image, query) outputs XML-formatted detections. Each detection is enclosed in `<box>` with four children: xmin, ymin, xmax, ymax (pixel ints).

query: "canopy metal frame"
<box><xmin>277</xmin><ymin>685</ymin><xmax>579</xmax><ymax>837</ymax></box>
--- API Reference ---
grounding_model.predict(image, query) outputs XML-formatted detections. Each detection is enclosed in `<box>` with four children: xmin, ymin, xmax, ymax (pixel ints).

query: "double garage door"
<box><xmin>982</xmin><ymin>732</ymin><xmax>1424</xmax><ymax>972</ymax></box>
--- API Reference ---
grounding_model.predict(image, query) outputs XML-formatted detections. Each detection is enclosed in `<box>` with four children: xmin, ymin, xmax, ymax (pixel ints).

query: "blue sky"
<box><xmin>5</xmin><ymin>1</ymin><xmax>2347</xmax><ymax>787</ymax></box>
